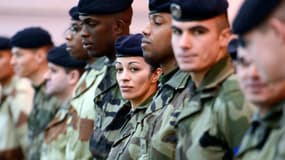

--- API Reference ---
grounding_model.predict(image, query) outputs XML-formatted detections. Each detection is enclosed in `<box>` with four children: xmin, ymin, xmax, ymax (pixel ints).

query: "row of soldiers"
<box><xmin>0</xmin><ymin>0</ymin><xmax>284</xmax><ymax>160</ymax></box>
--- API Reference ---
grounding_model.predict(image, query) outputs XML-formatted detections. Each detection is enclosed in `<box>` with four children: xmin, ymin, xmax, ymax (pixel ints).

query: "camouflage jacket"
<box><xmin>65</xmin><ymin>57</ymin><xmax>106</xmax><ymax>160</ymax></box>
<box><xmin>107</xmin><ymin>96</ymin><xmax>154</xmax><ymax>160</ymax></box>
<box><xmin>89</xmin><ymin>59</ymin><xmax>126</xmax><ymax>159</ymax></box>
<box><xmin>176</xmin><ymin>56</ymin><xmax>253</xmax><ymax>160</ymax></box>
<box><xmin>28</xmin><ymin>81</ymin><xmax>60</xmax><ymax>160</ymax></box>
<box><xmin>0</xmin><ymin>76</ymin><xmax>33</xmax><ymax>160</ymax></box>
<box><xmin>149</xmin><ymin>70</ymin><xmax>191</xmax><ymax>160</ymax></box>
<box><xmin>41</xmin><ymin>100</ymin><xmax>72</xmax><ymax>160</ymax></box>
<box><xmin>236</xmin><ymin>100</ymin><xmax>285</xmax><ymax>160</ymax></box>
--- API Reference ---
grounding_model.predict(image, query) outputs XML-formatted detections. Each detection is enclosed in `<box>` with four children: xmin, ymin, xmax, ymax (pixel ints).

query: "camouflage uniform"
<box><xmin>89</xmin><ymin>59</ymin><xmax>127</xmax><ymax>159</ymax></box>
<box><xmin>175</xmin><ymin>56</ymin><xmax>253</xmax><ymax>160</ymax></box>
<box><xmin>40</xmin><ymin>101</ymin><xmax>72</xmax><ymax>160</ymax></box>
<box><xmin>65</xmin><ymin>57</ymin><xmax>107</xmax><ymax>160</ymax></box>
<box><xmin>28</xmin><ymin>81</ymin><xmax>60</xmax><ymax>160</ymax></box>
<box><xmin>107</xmin><ymin>68</ymin><xmax>189</xmax><ymax>160</ymax></box>
<box><xmin>107</xmin><ymin>97</ymin><xmax>153</xmax><ymax>160</ymax></box>
<box><xmin>236</xmin><ymin>101</ymin><xmax>285</xmax><ymax>160</ymax></box>
<box><xmin>150</xmin><ymin>70</ymin><xmax>191</xmax><ymax>160</ymax></box>
<box><xmin>0</xmin><ymin>76</ymin><xmax>33</xmax><ymax>160</ymax></box>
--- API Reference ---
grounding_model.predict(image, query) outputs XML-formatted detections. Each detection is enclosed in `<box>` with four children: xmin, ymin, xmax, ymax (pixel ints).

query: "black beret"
<box><xmin>69</xmin><ymin>6</ymin><xmax>80</xmax><ymax>21</ymax></box>
<box><xmin>233</xmin><ymin>0</ymin><xmax>281</xmax><ymax>35</ymax></box>
<box><xmin>47</xmin><ymin>44</ymin><xmax>86</xmax><ymax>68</ymax></box>
<box><xmin>11</xmin><ymin>27</ymin><xmax>53</xmax><ymax>48</ymax></box>
<box><xmin>115</xmin><ymin>34</ymin><xmax>143</xmax><ymax>57</ymax></box>
<box><xmin>78</xmin><ymin>0</ymin><xmax>133</xmax><ymax>15</ymax></box>
<box><xmin>227</xmin><ymin>38</ymin><xmax>238</xmax><ymax>60</ymax></box>
<box><xmin>0</xmin><ymin>36</ymin><xmax>11</xmax><ymax>50</ymax></box>
<box><xmin>170</xmin><ymin>0</ymin><xmax>228</xmax><ymax>21</ymax></box>
<box><xmin>149</xmin><ymin>0</ymin><xmax>171</xmax><ymax>13</ymax></box>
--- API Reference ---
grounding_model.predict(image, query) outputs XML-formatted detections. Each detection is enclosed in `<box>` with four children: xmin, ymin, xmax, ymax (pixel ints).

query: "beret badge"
<box><xmin>171</xmin><ymin>4</ymin><xmax>182</xmax><ymax>20</ymax></box>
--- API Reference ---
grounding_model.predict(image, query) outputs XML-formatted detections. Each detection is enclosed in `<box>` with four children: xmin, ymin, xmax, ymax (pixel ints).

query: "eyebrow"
<box><xmin>187</xmin><ymin>25</ymin><xmax>209</xmax><ymax>32</ymax></box>
<box><xmin>115</xmin><ymin>61</ymin><xmax>141</xmax><ymax>65</ymax></box>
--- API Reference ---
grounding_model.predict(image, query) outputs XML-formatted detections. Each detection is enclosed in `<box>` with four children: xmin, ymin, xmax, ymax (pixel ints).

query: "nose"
<box><xmin>178</xmin><ymin>32</ymin><xmax>192</xmax><ymax>50</ymax></box>
<box><xmin>64</xmin><ymin>29</ymin><xmax>73</xmax><ymax>41</ymax></box>
<box><xmin>248</xmin><ymin>64</ymin><xmax>260</xmax><ymax>80</ymax></box>
<box><xmin>80</xmin><ymin>25</ymin><xmax>90</xmax><ymax>38</ymax></box>
<box><xmin>142</xmin><ymin>22</ymin><xmax>151</xmax><ymax>37</ymax></box>
<box><xmin>119</xmin><ymin>70</ymin><xmax>131</xmax><ymax>82</ymax></box>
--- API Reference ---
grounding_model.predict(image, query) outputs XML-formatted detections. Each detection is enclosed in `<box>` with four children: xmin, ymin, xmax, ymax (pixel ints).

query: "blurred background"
<box><xmin>0</xmin><ymin>0</ymin><xmax>244</xmax><ymax>45</ymax></box>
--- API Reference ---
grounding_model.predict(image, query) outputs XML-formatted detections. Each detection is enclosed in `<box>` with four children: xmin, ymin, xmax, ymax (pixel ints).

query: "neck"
<box><xmin>57</xmin><ymin>87</ymin><xmax>74</xmax><ymax>104</ymax></box>
<box><xmin>190</xmin><ymin>69</ymin><xmax>209</xmax><ymax>88</ymax></box>
<box><xmin>131</xmin><ymin>85</ymin><xmax>157</xmax><ymax>109</ymax></box>
<box><xmin>161</xmin><ymin>58</ymin><xmax>177</xmax><ymax>74</ymax></box>
<box><xmin>87</xmin><ymin>57</ymin><xmax>97</xmax><ymax>64</ymax></box>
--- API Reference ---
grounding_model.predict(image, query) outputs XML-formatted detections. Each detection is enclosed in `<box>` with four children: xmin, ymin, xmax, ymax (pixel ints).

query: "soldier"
<box><xmin>232</xmin><ymin>1</ymin><xmax>285</xmax><ymax>159</ymax></box>
<box><xmin>0</xmin><ymin>36</ymin><xmax>33</xmax><ymax>160</ymax></box>
<box><xmin>233</xmin><ymin>0</ymin><xmax>285</xmax><ymax>84</ymax></box>
<box><xmin>10</xmin><ymin>27</ymin><xmax>60</xmax><ymax>160</ymax></box>
<box><xmin>107</xmin><ymin>34</ymin><xmax>161</xmax><ymax>160</ymax></box>
<box><xmin>138</xmin><ymin>0</ymin><xmax>192</xmax><ymax>159</ymax></box>
<box><xmin>170</xmin><ymin>0</ymin><xmax>253</xmax><ymax>159</ymax></box>
<box><xmin>40</xmin><ymin>44</ymin><xmax>86</xmax><ymax>160</ymax></box>
<box><xmin>69</xmin><ymin>0</ymin><xmax>133</xmax><ymax>159</ymax></box>
<box><xmin>228</xmin><ymin>40</ymin><xmax>285</xmax><ymax>160</ymax></box>
<box><xmin>64</xmin><ymin>6</ymin><xmax>102</xmax><ymax>160</ymax></box>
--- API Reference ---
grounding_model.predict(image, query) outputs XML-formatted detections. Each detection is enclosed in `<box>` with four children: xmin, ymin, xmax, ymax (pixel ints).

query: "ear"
<box><xmin>68</xmin><ymin>70</ymin><xmax>81</xmax><ymax>85</ymax></box>
<box><xmin>35</xmin><ymin>48</ymin><xmax>47</xmax><ymax>64</ymax></box>
<box><xmin>269</xmin><ymin>18</ymin><xmax>285</xmax><ymax>44</ymax></box>
<box><xmin>113</xmin><ymin>19</ymin><xmax>126</xmax><ymax>36</ymax></box>
<box><xmin>219</xmin><ymin>28</ymin><xmax>232</xmax><ymax>48</ymax></box>
<box><xmin>151</xmin><ymin>68</ymin><xmax>162</xmax><ymax>83</ymax></box>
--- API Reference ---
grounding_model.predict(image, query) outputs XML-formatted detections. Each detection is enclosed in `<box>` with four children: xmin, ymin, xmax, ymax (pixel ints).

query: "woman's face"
<box><xmin>115</xmin><ymin>56</ymin><xmax>160</xmax><ymax>106</ymax></box>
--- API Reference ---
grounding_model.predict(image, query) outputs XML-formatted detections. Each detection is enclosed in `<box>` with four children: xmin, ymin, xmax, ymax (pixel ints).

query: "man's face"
<box><xmin>243</xmin><ymin>27</ymin><xmax>285</xmax><ymax>83</ymax></box>
<box><xmin>79</xmin><ymin>14</ymin><xmax>116</xmax><ymax>58</ymax></box>
<box><xmin>236</xmin><ymin>47</ymin><xmax>271</xmax><ymax>106</ymax></box>
<box><xmin>141</xmin><ymin>13</ymin><xmax>174</xmax><ymax>65</ymax></box>
<box><xmin>65</xmin><ymin>20</ymin><xmax>90</xmax><ymax>61</ymax></box>
<box><xmin>11</xmin><ymin>47</ymin><xmax>38</xmax><ymax>78</ymax></box>
<box><xmin>44</xmin><ymin>63</ymin><xmax>69</xmax><ymax>97</ymax></box>
<box><xmin>0</xmin><ymin>50</ymin><xmax>14</xmax><ymax>82</ymax></box>
<box><xmin>171</xmin><ymin>17</ymin><xmax>227</xmax><ymax>73</ymax></box>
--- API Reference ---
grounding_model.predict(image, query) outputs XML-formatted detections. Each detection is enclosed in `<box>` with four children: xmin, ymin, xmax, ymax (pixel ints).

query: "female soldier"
<box><xmin>107</xmin><ymin>34</ymin><xmax>161</xmax><ymax>160</ymax></box>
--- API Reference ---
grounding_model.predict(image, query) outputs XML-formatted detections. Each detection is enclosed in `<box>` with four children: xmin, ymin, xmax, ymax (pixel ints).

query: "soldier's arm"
<box><xmin>215</xmin><ymin>88</ymin><xmax>253</xmax><ymax>154</ymax></box>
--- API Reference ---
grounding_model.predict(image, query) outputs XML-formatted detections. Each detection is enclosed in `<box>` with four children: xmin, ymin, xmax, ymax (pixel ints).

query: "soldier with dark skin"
<box><xmin>139</xmin><ymin>0</ymin><xmax>192</xmax><ymax>159</ymax></box>
<box><xmin>10</xmin><ymin>27</ymin><xmax>60</xmax><ymax>160</ymax></box>
<box><xmin>0</xmin><ymin>36</ymin><xmax>33</xmax><ymax>160</ymax></box>
<box><xmin>64</xmin><ymin>6</ymin><xmax>102</xmax><ymax>160</ymax></box>
<box><xmin>232</xmin><ymin>0</ymin><xmax>285</xmax><ymax>159</ymax></box>
<box><xmin>170</xmin><ymin>0</ymin><xmax>253</xmax><ymax>159</ymax></box>
<box><xmin>74</xmin><ymin>0</ymin><xmax>133</xmax><ymax>159</ymax></box>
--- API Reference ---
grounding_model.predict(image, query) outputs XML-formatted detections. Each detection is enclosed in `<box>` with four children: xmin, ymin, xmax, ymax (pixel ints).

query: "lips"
<box><xmin>120</xmin><ymin>85</ymin><xmax>133</xmax><ymax>92</ymax></box>
<box><xmin>244</xmin><ymin>82</ymin><xmax>266</xmax><ymax>93</ymax></box>
<box><xmin>82</xmin><ymin>40</ymin><xmax>93</xmax><ymax>50</ymax></box>
<box><xmin>141</xmin><ymin>38</ymin><xmax>151</xmax><ymax>48</ymax></box>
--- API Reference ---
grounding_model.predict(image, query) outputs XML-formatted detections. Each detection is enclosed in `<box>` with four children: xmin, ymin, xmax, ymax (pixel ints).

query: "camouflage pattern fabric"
<box><xmin>107</xmin><ymin>97</ymin><xmax>154</xmax><ymax>160</ymax></box>
<box><xmin>176</xmin><ymin>56</ymin><xmax>253</xmax><ymax>160</ymax></box>
<box><xmin>65</xmin><ymin>57</ymin><xmax>106</xmax><ymax>160</ymax></box>
<box><xmin>236</xmin><ymin>100</ymin><xmax>285</xmax><ymax>160</ymax></box>
<box><xmin>0</xmin><ymin>76</ymin><xmax>33</xmax><ymax>160</ymax></box>
<box><xmin>41</xmin><ymin>101</ymin><xmax>72</xmax><ymax>160</ymax></box>
<box><xmin>89</xmin><ymin>59</ymin><xmax>127</xmax><ymax>160</ymax></box>
<box><xmin>28</xmin><ymin>81</ymin><xmax>60</xmax><ymax>160</ymax></box>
